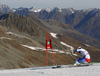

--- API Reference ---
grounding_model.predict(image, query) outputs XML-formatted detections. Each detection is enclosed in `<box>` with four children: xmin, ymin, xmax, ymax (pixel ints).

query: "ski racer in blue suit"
<box><xmin>72</xmin><ymin>47</ymin><xmax>90</xmax><ymax>66</ymax></box>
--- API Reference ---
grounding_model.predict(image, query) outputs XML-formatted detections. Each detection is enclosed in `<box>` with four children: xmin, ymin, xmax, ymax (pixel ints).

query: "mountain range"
<box><xmin>12</xmin><ymin>6</ymin><xmax>100</xmax><ymax>41</ymax></box>
<box><xmin>0</xmin><ymin>4</ymin><xmax>100</xmax><ymax>69</ymax></box>
<box><xmin>33</xmin><ymin>8</ymin><xmax>100</xmax><ymax>41</ymax></box>
<box><xmin>13</xmin><ymin>7</ymin><xmax>100</xmax><ymax>48</ymax></box>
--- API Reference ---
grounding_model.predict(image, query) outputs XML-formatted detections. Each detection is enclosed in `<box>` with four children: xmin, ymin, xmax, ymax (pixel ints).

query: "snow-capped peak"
<box><xmin>29</xmin><ymin>7</ymin><xmax>41</xmax><ymax>12</ymax></box>
<box><xmin>58</xmin><ymin>8</ymin><xmax>62</xmax><ymax>12</ymax></box>
<box><xmin>0</xmin><ymin>4</ymin><xmax>14</xmax><ymax>12</ymax></box>
<box><xmin>44</xmin><ymin>8</ymin><xmax>51</xmax><ymax>12</ymax></box>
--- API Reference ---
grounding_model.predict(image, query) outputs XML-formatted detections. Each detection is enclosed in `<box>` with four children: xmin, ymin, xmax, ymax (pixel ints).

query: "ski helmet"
<box><xmin>78</xmin><ymin>46</ymin><xmax>82</xmax><ymax>49</ymax></box>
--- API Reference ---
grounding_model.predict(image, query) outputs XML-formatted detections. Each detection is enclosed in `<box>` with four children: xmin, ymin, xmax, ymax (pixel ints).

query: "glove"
<box><xmin>71</xmin><ymin>52</ymin><xmax>74</xmax><ymax>56</ymax></box>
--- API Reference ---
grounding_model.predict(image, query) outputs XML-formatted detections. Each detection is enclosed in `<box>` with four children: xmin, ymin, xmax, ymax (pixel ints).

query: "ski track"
<box><xmin>0</xmin><ymin>63</ymin><xmax>100</xmax><ymax>76</ymax></box>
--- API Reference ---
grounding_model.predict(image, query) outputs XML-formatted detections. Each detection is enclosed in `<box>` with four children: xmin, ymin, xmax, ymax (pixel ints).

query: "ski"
<box><xmin>67</xmin><ymin>63</ymin><xmax>93</xmax><ymax>68</ymax></box>
<box><xmin>52</xmin><ymin>65</ymin><xmax>61</xmax><ymax>69</ymax></box>
<box><xmin>52</xmin><ymin>63</ymin><xmax>93</xmax><ymax>69</ymax></box>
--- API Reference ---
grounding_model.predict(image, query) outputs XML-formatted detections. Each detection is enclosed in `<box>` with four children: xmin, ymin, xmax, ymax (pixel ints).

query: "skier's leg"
<box><xmin>85</xmin><ymin>58</ymin><xmax>90</xmax><ymax>63</ymax></box>
<box><xmin>74</xmin><ymin>57</ymin><xmax>86</xmax><ymax>66</ymax></box>
<box><xmin>78</xmin><ymin>57</ymin><xmax>85</xmax><ymax>63</ymax></box>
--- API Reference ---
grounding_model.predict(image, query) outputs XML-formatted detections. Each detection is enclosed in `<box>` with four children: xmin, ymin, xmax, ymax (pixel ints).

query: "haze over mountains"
<box><xmin>0</xmin><ymin>4</ymin><xmax>100</xmax><ymax>69</ymax></box>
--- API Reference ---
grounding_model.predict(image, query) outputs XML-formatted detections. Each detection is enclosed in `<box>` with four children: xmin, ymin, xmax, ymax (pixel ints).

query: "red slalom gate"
<box><xmin>46</xmin><ymin>33</ymin><xmax>55</xmax><ymax>67</ymax></box>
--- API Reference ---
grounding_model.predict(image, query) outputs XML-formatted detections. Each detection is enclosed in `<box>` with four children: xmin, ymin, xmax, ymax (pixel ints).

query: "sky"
<box><xmin>0</xmin><ymin>0</ymin><xmax>100</xmax><ymax>9</ymax></box>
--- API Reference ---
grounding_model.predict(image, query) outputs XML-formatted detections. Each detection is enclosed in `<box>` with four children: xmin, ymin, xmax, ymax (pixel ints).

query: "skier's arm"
<box><xmin>73</xmin><ymin>49</ymin><xmax>77</xmax><ymax>54</ymax></box>
<box><xmin>71</xmin><ymin>49</ymin><xmax>77</xmax><ymax>55</ymax></box>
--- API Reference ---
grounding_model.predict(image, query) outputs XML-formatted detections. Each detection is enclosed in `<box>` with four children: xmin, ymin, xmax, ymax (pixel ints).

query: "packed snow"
<box><xmin>50</xmin><ymin>33</ymin><xmax>57</xmax><ymax>38</ymax></box>
<box><xmin>21</xmin><ymin>45</ymin><xmax>37</xmax><ymax>50</ymax></box>
<box><xmin>0</xmin><ymin>37</ymin><xmax>12</xmax><ymax>40</ymax></box>
<box><xmin>0</xmin><ymin>63</ymin><xmax>100</xmax><ymax>76</ymax></box>
<box><xmin>7</xmin><ymin>32</ymin><xmax>14</xmax><ymax>35</ymax></box>
<box><xmin>60</xmin><ymin>41</ymin><xmax>74</xmax><ymax>51</ymax></box>
<box><xmin>85</xmin><ymin>44</ymin><xmax>90</xmax><ymax>46</ymax></box>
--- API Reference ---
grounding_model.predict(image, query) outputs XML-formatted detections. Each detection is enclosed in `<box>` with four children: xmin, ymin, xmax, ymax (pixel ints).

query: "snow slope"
<box><xmin>0</xmin><ymin>63</ymin><xmax>100</xmax><ymax>76</ymax></box>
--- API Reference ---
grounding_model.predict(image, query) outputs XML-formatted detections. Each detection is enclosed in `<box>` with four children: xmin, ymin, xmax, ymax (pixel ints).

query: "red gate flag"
<box><xmin>46</xmin><ymin>33</ymin><xmax>52</xmax><ymax>49</ymax></box>
<box><xmin>46</xmin><ymin>33</ymin><xmax>55</xmax><ymax>67</ymax></box>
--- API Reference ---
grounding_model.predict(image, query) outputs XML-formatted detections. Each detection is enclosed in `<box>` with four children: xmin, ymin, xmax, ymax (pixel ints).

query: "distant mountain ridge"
<box><xmin>0</xmin><ymin>4</ymin><xmax>14</xmax><ymax>16</ymax></box>
<box><xmin>33</xmin><ymin>8</ymin><xmax>100</xmax><ymax>41</ymax></box>
<box><xmin>14</xmin><ymin>8</ymin><xmax>32</xmax><ymax>17</ymax></box>
<box><xmin>0</xmin><ymin>4</ymin><xmax>14</xmax><ymax>12</ymax></box>
<box><xmin>74</xmin><ymin>9</ymin><xmax>100</xmax><ymax>40</ymax></box>
<box><xmin>14</xmin><ymin>7</ymin><xmax>77</xmax><ymax>14</ymax></box>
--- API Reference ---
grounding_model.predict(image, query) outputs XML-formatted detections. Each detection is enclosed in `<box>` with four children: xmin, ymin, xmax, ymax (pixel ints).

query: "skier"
<box><xmin>72</xmin><ymin>47</ymin><xmax>90</xmax><ymax>66</ymax></box>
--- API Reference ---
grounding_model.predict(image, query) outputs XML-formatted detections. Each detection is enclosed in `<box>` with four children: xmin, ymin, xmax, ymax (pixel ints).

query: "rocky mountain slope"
<box><xmin>74</xmin><ymin>9</ymin><xmax>100</xmax><ymax>40</ymax></box>
<box><xmin>0</xmin><ymin>13</ymin><xmax>74</xmax><ymax>69</ymax></box>
<box><xmin>42</xmin><ymin>19</ymin><xmax>100</xmax><ymax>49</ymax></box>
